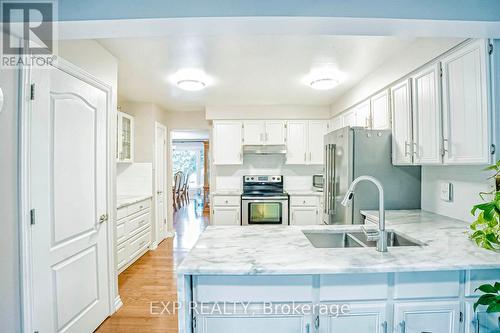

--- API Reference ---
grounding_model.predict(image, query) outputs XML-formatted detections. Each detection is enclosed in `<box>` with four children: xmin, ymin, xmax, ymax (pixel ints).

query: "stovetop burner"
<box><xmin>242</xmin><ymin>175</ymin><xmax>285</xmax><ymax>196</ymax></box>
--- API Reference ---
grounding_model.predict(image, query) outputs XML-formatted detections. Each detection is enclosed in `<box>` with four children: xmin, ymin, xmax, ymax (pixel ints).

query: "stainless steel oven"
<box><xmin>241</xmin><ymin>195</ymin><xmax>289</xmax><ymax>225</ymax></box>
<box><xmin>241</xmin><ymin>175</ymin><xmax>289</xmax><ymax>226</ymax></box>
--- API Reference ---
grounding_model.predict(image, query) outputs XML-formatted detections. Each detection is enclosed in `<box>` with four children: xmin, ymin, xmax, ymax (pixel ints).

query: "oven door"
<box><xmin>241</xmin><ymin>198</ymin><xmax>289</xmax><ymax>225</ymax></box>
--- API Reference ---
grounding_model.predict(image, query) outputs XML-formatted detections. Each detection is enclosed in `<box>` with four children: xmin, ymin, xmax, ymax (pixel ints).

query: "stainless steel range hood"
<box><xmin>243</xmin><ymin>145</ymin><xmax>287</xmax><ymax>155</ymax></box>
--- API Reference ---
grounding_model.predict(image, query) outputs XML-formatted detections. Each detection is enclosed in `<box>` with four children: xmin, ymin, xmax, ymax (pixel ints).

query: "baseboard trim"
<box><xmin>114</xmin><ymin>295</ymin><xmax>123</xmax><ymax>312</ymax></box>
<box><xmin>165</xmin><ymin>231</ymin><xmax>175</xmax><ymax>238</ymax></box>
<box><xmin>149</xmin><ymin>242</ymin><xmax>158</xmax><ymax>250</ymax></box>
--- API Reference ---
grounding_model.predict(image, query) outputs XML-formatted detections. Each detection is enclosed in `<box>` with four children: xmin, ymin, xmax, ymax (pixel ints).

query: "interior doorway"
<box><xmin>170</xmin><ymin>130</ymin><xmax>211</xmax><ymax>253</ymax></box>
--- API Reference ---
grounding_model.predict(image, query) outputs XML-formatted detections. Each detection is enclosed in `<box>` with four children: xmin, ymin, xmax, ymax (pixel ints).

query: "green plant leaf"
<box><xmin>476</xmin><ymin>285</ymin><xmax>498</xmax><ymax>294</ymax></box>
<box><xmin>486</xmin><ymin>302</ymin><xmax>500</xmax><ymax>313</ymax></box>
<box><xmin>495</xmin><ymin>282</ymin><xmax>500</xmax><ymax>291</ymax></box>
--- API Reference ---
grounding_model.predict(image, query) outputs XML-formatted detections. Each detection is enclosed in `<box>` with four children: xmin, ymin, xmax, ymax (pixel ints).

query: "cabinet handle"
<box><xmin>399</xmin><ymin>320</ymin><xmax>405</xmax><ymax>333</ymax></box>
<box><xmin>98</xmin><ymin>214</ymin><xmax>108</xmax><ymax>224</ymax></box>
<box><xmin>304</xmin><ymin>152</ymin><xmax>307</xmax><ymax>162</ymax></box>
<box><xmin>443</xmin><ymin>138</ymin><xmax>450</xmax><ymax>155</ymax></box>
<box><xmin>381</xmin><ymin>321</ymin><xmax>388</xmax><ymax>333</ymax></box>
<box><xmin>412</xmin><ymin>142</ymin><xmax>418</xmax><ymax>157</ymax></box>
<box><xmin>404</xmin><ymin>141</ymin><xmax>411</xmax><ymax>157</ymax></box>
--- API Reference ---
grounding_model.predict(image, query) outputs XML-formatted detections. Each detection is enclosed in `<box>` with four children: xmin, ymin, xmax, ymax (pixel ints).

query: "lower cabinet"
<box><xmin>196</xmin><ymin>311</ymin><xmax>310</xmax><ymax>333</ymax></box>
<box><xmin>290</xmin><ymin>196</ymin><xmax>321</xmax><ymax>225</ymax></box>
<box><xmin>394</xmin><ymin>301</ymin><xmax>461</xmax><ymax>333</ymax></box>
<box><xmin>465</xmin><ymin>301</ymin><xmax>500</xmax><ymax>333</ymax></box>
<box><xmin>212</xmin><ymin>195</ymin><xmax>241</xmax><ymax>225</ymax></box>
<box><xmin>116</xmin><ymin>198</ymin><xmax>152</xmax><ymax>273</ymax></box>
<box><xmin>320</xmin><ymin>303</ymin><xmax>387</xmax><ymax>333</ymax></box>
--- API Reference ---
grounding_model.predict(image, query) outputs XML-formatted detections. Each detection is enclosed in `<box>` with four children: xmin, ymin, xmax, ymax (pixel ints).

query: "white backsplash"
<box><xmin>117</xmin><ymin>162</ymin><xmax>153</xmax><ymax>196</ymax></box>
<box><xmin>214</xmin><ymin>154</ymin><xmax>323</xmax><ymax>192</ymax></box>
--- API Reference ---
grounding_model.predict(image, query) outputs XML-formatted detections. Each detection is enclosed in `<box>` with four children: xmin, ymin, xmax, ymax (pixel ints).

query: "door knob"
<box><xmin>98</xmin><ymin>214</ymin><xmax>108</xmax><ymax>224</ymax></box>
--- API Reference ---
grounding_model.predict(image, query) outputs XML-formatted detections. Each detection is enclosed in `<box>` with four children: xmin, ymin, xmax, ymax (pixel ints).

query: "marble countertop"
<box><xmin>117</xmin><ymin>194</ymin><xmax>152</xmax><ymax>209</ymax></box>
<box><xmin>177</xmin><ymin>209</ymin><xmax>500</xmax><ymax>275</ymax></box>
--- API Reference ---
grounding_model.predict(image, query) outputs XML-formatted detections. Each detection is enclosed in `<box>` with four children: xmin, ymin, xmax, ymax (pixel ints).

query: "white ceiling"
<box><xmin>99</xmin><ymin>35</ymin><xmax>423</xmax><ymax>111</ymax></box>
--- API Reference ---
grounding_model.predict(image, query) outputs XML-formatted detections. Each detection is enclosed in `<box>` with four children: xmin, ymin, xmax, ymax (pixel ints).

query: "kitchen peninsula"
<box><xmin>177</xmin><ymin>210</ymin><xmax>500</xmax><ymax>333</ymax></box>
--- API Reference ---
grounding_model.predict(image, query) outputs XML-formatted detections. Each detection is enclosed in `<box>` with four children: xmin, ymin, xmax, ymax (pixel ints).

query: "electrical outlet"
<box><xmin>440</xmin><ymin>182</ymin><xmax>452</xmax><ymax>202</ymax></box>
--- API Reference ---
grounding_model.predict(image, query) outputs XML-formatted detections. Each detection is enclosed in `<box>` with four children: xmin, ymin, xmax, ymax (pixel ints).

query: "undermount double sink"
<box><xmin>303</xmin><ymin>229</ymin><xmax>424</xmax><ymax>248</ymax></box>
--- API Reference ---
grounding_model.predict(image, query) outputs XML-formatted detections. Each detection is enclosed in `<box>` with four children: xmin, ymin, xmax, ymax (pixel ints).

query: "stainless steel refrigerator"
<box><xmin>323</xmin><ymin>127</ymin><xmax>421</xmax><ymax>225</ymax></box>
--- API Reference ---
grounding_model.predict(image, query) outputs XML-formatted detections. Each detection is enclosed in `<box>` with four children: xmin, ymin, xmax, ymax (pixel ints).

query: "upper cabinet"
<box><xmin>329</xmin><ymin>115</ymin><xmax>343</xmax><ymax>132</ymax></box>
<box><xmin>243</xmin><ymin>120</ymin><xmax>286</xmax><ymax>145</ymax></box>
<box><xmin>285</xmin><ymin>121</ymin><xmax>308</xmax><ymax>164</ymax></box>
<box><xmin>441</xmin><ymin>40</ymin><xmax>490</xmax><ymax>165</ymax></box>
<box><xmin>342</xmin><ymin>109</ymin><xmax>357</xmax><ymax>128</ymax></box>
<box><xmin>371</xmin><ymin>90</ymin><xmax>391</xmax><ymax>130</ymax></box>
<box><xmin>391</xmin><ymin>79</ymin><xmax>413</xmax><ymax>165</ymax></box>
<box><xmin>353</xmin><ymin>100</ymin><xmax>371</xmax><ymax>128</ymax></box>
<box><xmin>286</xmin><ymin>120</ymin><xmax>328</xmax><ymax>165</ymax></box>
<box><xmin>390</xmin><ymin>40</ymin><xmax>493</xmax><ymax>166</ymax></box>
<box><xmin>213</xmin><ymin>121</ymin><xmax>243</xmax><ymax>165</ymax></box>
<box><xmin>411</xmin><ymin>63</ymin><xmax>443</xmax><ymax>165</ymax></box>
<box><xmin>117</xmin><ymin>111</ymin><xmax>134</xmax><ymax>163</ymax></box>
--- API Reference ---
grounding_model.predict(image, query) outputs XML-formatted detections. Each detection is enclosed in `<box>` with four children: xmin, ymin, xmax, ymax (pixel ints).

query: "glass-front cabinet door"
<box><xmin>248</xmin><ymin>202</ymin><xmax>282</xmax><ymax>224</ymax></box>
<box><xmin>117</xmin><ymin>111</ymin><xmax>134</xmax><ymax>163</ymax></box>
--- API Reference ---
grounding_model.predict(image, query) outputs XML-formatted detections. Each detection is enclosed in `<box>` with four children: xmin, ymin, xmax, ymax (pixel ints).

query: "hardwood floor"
<box><xmin>95</xmin><ymin>200</ymin><xmax>209</xmax><ymax>332</ymax></box>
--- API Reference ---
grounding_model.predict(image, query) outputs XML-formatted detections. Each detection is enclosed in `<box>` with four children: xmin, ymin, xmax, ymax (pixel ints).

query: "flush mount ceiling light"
<box><xmin>177</xmin><ymin>79</ymin><xmax>206</xmax><ymax>91</ymax></box>
<box><xmin>309</xmin><ymin>78</ymin><xmax>339</xmax><ymax>90</ymax></box>
<box><xmin>170</xmin><ymin>68</ymin><xmax>211</xmax><ymax>91</ymax></box>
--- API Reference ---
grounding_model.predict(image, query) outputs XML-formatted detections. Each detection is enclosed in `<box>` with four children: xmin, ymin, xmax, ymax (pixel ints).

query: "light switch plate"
<box><xmin>440</xmin><ymin>182</ymin><xmax>452</xmax><ymax>202</ymax></box>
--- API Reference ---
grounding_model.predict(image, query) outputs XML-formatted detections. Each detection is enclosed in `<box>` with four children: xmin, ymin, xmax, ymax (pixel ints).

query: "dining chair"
<box><xmin>173</xmin><ymin>171</ymin><xmax>183</xmax><ymax>211</ymax></box>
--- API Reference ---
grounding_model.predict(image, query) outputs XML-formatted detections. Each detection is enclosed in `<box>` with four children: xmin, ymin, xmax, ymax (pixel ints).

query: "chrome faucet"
<box><xmin>341</xmin><ymin>175</ymin><xmax>388</xmax><ymax>252</ymax></box>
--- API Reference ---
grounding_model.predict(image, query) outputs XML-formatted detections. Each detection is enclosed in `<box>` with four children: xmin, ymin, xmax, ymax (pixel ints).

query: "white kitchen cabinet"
<box><xmin>441</xmin><ymin>40</ymin><xmax>491</xmax><ymax>165</ymax></box>
<box><xmin>394</xmin><ymin>301</ymin><xmax>461</xmax><ymax>333</ymax></box>
<box><xmin>342</xmin><ymin>109</ymin><xmax>356</xmax><ymax>128</ymax></box>
<box><xmin>329</xmin><ymin>115</ymin><xmax>343</xmax><ymax>132</ymax></box>
<box><xmin>212</xmin><ymin>207</ymin><xmax>240</xmax><ymax>225</ymax></box>
<box><xmin>391</xmin><ymin>79</ymin><xmax>414</xmax><ymax>165</ymax></box>
<box><xmin>286</xmin><ymin>121</ymin><xmax>308</xmax><ymax>164</ymax></box>
<box><xmin>465</xmin><ymin>301</ymin><xmax>500</xmax><ymax>333</ymax></box>
<box><xmin>290</xmin><ymin>196</ymin><xmax>321</xmax><ymax>225</ymax></box>
<box><xmin>116</xmin><ymin>198</ymin><xmax>152</xmax><ymax>273</ymax></box>
<box><xmin>213</xmin><ymin>121</ymin><xmax>243</xmax><ymax>165</ymax></box>
<box><xmin>265</xmin><ymin>120</ymin><xmax>287</xmax><ymax>145</ymax></box>
<box><xmin>242</xmin><ymin>120</ymin><xmax>264</xmax><ymax>145</ymax></box>
<box><xmin>354</xmin><ymin>100</ymin><xmax>372</xmax><ymax>127</ymax></box>
<box><xmin>371</xmin><ymin>90</ymin><xmax>390</xmax><ymax>130</ymax></box>
<box><xmin>320</xmin><ymin>303</ymin><xmax>387</xmax><ymax>333</ymax></box>
<box><xmin>411</xmin><ymin>63</ymin><xmax>442</xmax><ymax>165</ymax></box>
<box><xmin>212</xmin><ymin>195</ymin><xmax>241</xmax><ymax>225</ymax></box>
<box><xmin>243</xmin><ymin>120</ymin><xmax>286</xmax><ymax>145</ymax></box>
<box><xmin>117</xmin><ymin>111</ymin><xmax>134</xmax><ymax>163</ymax></box>
<box><xmin>308</xmin><ymin>121</ymin><xmax>329</xmax><ymax>164</ymax></box>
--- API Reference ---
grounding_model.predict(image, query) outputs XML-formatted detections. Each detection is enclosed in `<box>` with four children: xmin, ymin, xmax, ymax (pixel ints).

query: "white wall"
<box><xmin>0</xmin><ymin>59</ymin><xmax>21</xmax><ymax>332</ymax></box>
<box><xmin>421</xmin><ymin>166</ymin><xmax>495</xmax><ymax>222</ymax></box>
<box><xmin>207</xmin><ymin>105</ymin><xmax>330</xmax><ymax>120</ymax></box>
<box><xmin>330</xmin><ymin>38</ymin><xmax>464</xmax><ymax>116</ymax></box>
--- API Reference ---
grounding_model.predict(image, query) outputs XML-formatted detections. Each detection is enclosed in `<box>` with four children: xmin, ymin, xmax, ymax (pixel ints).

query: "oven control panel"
<box><xmin>244</xmin><ymin>175</ymin><xmax>282</xmax><ymax>183</ymax></box>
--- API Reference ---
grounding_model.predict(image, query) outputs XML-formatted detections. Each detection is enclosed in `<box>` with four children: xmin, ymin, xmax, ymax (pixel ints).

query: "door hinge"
<box><xmin>193</xmin><ymin>316</ymin><xmax>197</xmax><ymax>329</ymax></box>
<box><xmin>30</xmin><ymin>209</ymin><xmax>36</xmax><ymax>225</ymax></box>
<box><xmin>488</xmin><ymin>43</ymin><xmax>494</xmax><ymax>55</ymax></box>
<box><xmin>459</xmin><ymin>311</ymin><xmax>463</xmax><ymax>322</ymax></box>
<box><xmin>30</xmin><ymin>83</ymin><xmax>35</xmax><ymax>100</ymax></box>
<box><xmin>439</xmin><ymin>67</ymin><xmax>443</xmax><ymax>77</ymax></box>
<box><xmin>491</xmin><ymin>144</ymin><xmax>496</xmax><ymax>155</ymax></box>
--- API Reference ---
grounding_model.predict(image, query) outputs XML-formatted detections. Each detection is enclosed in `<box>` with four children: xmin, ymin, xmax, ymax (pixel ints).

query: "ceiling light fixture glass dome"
<box><xmin>309</xmin><ymin>77</ymin><xmax>339</xmax><ymax>90</ymax></box>
<box><xmin>170</xmin><ymin>68</ymin><xmax>211</xmax><ymax>91</ymax></box>
<box><xmin>177</xmin><ymin>79</ymin><xmax>206</xmax><ymax>91</ymax></box>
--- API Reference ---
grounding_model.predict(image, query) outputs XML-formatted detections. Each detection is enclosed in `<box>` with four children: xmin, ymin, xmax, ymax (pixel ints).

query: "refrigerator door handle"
<box><xmin>323</xmin><ymin>145</ymin><xmax>329</xmax><ymax>214</ymax></box>
<box><xmin>329</xmin><ymin>144</ymin><xmax>336</xmax><ymax>214</ymax></box>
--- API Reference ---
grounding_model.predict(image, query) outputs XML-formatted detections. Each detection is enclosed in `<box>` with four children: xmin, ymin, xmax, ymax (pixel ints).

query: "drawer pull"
<box><xmin>139</xmin><ymin>205</ymin><xmax>144</xmax><ymax>209</ymax></box>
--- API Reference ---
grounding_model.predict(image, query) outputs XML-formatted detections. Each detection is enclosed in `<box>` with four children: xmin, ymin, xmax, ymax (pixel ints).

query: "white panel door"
<box><xmin>411</xmin><ymin>63</ymin><xmax>442</xmax><ymax>165</ymax></box>
<box><xmin>213</xmin><ymin>121</ymin><xmax>243</xmax><ymax>165</ymax></box>
<box><xmin>286</xmin><ymin>121</ymin><xmax>308</xmax><ymax>164</ymax></box>
<box><xmin>155</xmin><ymin>124</ymin><xmax>167</xmax><ymax>242</ymax></box>
<box><xmin>354</xmin><ymin>100</ymin><xmax>371</xmax><ymax>128</ymax></box>
<box><xmin>391</xmin><ymin>79</ymin><xmax>413</xmax><ymax>165</ymax></box>
<box><xmin>308</xmin><ymin>120</ymin><xmax>328</xmax><ymax>164</ymax></box>
<box><xmin>321</xmin><ymin>303</ymin><xmax>387</xmax><ymax>333</ymax></box>
<box><xmin>290</xmin><ymin>207</ymin><xmax>319</xmax><ymax>225</ymax></box>
<box><xmin>394</xmin><ymin>301</ymin><xmax>460</xmax><ymax>333</ymax></box>
<box><xmin>342</xmin><ymin>109</ymin><xmax>356</xmax><ymax>127</ymax></box>
<box><xmin>243</xmin><ymin>120</ymin><xmax>265</xmax><ymax>145</ymax></box>
<box><xmin>31</xmin><ymin>63</ymin><xmax>110</xmax><ymax>332</ymax></box>
<box><xmin>213</xmin><ymin>207</ymin><xmax>240</xmax><ymax>225</ymax></box>
<box><xmin>371</xmin><ymin>90</ymin><xmax>390</xmax><ymax>129</ymax></box>
<box><xmin>441</xmin><ymin>40</ymin><xmax>490</xmax><ymax>165</ymax></box>
<box><xmin>265</xmin><ymin>120</ymin><xmax>286</xmax><ymax>145</ymax></box>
